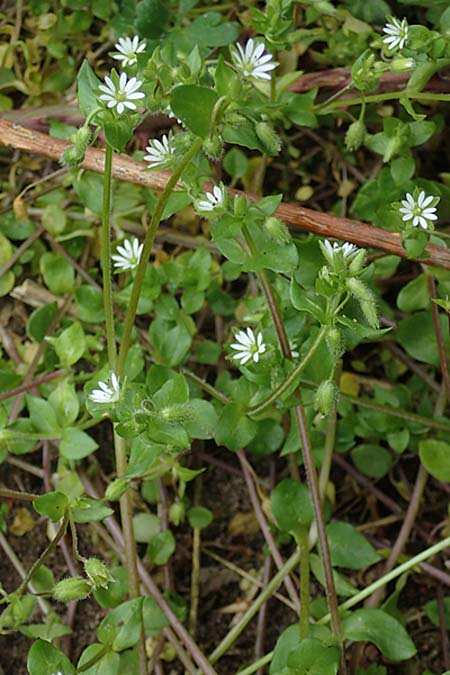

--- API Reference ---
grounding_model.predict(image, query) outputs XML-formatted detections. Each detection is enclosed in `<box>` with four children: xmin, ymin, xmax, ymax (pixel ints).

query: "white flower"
<box><xmin>382</xmin><ymin>17</ymin><xmax>408</xmax><ymax>51</ymax></box>
<box><xmin>230</xmin><ymin>328</ymin><xmax>266</xmax><ymax>365</ymax></box>
<box><xmin>144</xmin><ymin>134</ymin><xmax>175</xmax><ymax>167</ymax></box>
<box><xmin>112</xmin><ymin>36</ymin><xmax>146</xmax><ymax>67</ymax></box>
<box><xmin>399</xmin><ymin>191</ymin><xmax>438</xmax><ymax>230</ymax></box>
<box><xmin>98</xmin><ymin>72</ymin><xmax>145</xmax><ymax>115</ymax></box>
<box><xmin>50</xmin><ymin>672</ymin><xmax>65</xmax><ymax>675</ymax></box>
<box><xmin>230</xmin><ymin>38</ymin><xmax>277</xmax><ymax>81</ymax></box>
<box><xmin>112</xmin><ymin>238</ymin><xmax>143</xmax><ymax>272</ymax></box>
<box><xmin>197</xmin><ymin>185</ymin><xmax>225</xmax><ymax>212</ymax></box>
<box><xmin>90</xmin><ymin>373</ymin><xmax>121</xmax><ymax>404</ymax></box>
<box><xmin>322</xmin><ymin>240</ymin><xmax>358</xmax><ymax>264</ymax></box>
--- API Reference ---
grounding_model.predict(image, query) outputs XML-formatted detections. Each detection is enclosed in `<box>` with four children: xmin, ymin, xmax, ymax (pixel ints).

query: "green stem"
<box><xmin>317</xmin><ymin>90</ymin><xmax>450</xmax><ymax>113</ymax></box>
<box><xmin>17</xmin><ymin>512</ymin><xmax>69</xmax><ymax>597</ymax></box>
<box><xmin>101</xmin><ymin>144</ymin><xmax>146</xmax><ymax>675</ymax></box>
<box><xmin>339</xmin><ymin>391</ymin><xmax>450</xmax><ymax>432</ymax></box>
<box><xmin>319</xmin><ymin>533</ymin><xmax>450</xmax><ymax>624</ymax></box>
<box><xmin>117</xmin><ymin>137</ymin><xmax>203</xmax><ymax>377</ymax></box>
<box><xmin>101</xmin><ymin>143</ymin><xmax>117</xmax><ymax>369</ymax></box>
<box><xmin>297</xmin><ymin>526</ymin><xmax>310</xmax><ymax>640</ymax></box>
<box><xmin>240</xmin><ymin>226</ymin><xmax>342</xmax><ymax>648</ymax></box>
<box><xmin>0</xmin><ymin>487</ymin><xmax>39</xmax><ymax>501</ymax></box>
<box><xmin>77</xmin><ymin>644</ymin><xmax>110</xmax><ymax>672</ymax></box>
<box><xmin>248</xmin><ymin>326</ymin><xmax>327</xmax><ymax>417</ymax></box>
<box><xmin>239</xmin><ymin>533</ymin><xmax>450</xmax><ymax>675</ymax></box>
<box><xmin>114</xmin><ymin>432</ymin><xmax>148</xmax><ymax>674</ymax></box>
<box><xmin>208</xmin><ymin>549</ymin><xmax>300</xmax><ymax>665</ymax></box>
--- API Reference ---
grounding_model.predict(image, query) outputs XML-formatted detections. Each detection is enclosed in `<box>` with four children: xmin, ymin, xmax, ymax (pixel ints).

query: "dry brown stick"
<box><xmin>2</xmin><ymin>118</ymin><xmax>450</xmax><ymax>270</ymax></box>
<box><xmin>0</xmin><ymin>222</ymin><xmax>44</xmax><ymax>278</ymax></box>
<box><xmin>289</xmin><ymin>68</ymin><xmax>450</xmax><ymax>95</ymax></box>
<box><xmin>0</xmin><ymin>368</ymin><xmax>66</xmax><ymax>402</ymax></box>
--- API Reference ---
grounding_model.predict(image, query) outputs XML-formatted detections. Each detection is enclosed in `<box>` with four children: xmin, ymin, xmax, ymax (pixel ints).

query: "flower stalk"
<box><xmin>117</xmin><ymin>136</ymin><xmax>203</xmax><ymax>376</ymax></box>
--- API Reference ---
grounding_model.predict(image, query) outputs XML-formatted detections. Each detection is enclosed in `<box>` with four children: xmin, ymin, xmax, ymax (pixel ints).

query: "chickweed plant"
<box><xmin>1</xmin><ymin>2</ymin><xmax>450</xmax><ymax>675</ymax></box>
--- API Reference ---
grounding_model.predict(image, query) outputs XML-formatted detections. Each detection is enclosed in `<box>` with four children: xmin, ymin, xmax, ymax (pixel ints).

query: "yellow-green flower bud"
<box><xmin>255</xmin><ymin>122</ymin><xmax>281</xmax><ymax>156</ymax></box>
<box><xmin>315</xmin><ymin>380</ymin><xmax>337</xmax><ymax>416</ymax></box>
<box><xmin>264</xmin><ymin>216</ymin><xmax>291</xmax><ymax>242</ymax></box>
<box><xmin>326</xmin><ymin>327</ymin><xmax>342</xmax><ymax>357</ymax></box>
<box><xmin>360</xmin><ymin>300</ymin><xmax>379</xmax><ymax>329</ymax></box>
<box><xmin>345</xmin><ymin>119</ymin><xmax>366</xmax><ymax>152</ymax></box>
<box><xmin>53</xmin><ymin>576</ymin><xmax>92</xmax><ymax>601</ymax></box>
<box><xmin>60</xmin><ymin>145</ymin><xmax>82</xmax><ymax>167</ymax></box>
<box><xmin>84</xmin><ymin>557</ymin><xmax>112</xmax><ymax>589</ymax></box>
<box><xmin>105</xmin><ymin>477</ymin><xmax>130</xmax><ymax>501</ymax></box>
<box><xmin>203</xmin><ymin>135</ymin><xmax>223</xmax><ymax>160</ymax></box>
<box><xmin>233</xmin><ymin>194</ymin><xmax>248</xmax><ymax>217</ymax></box>
<box><xmin>346</xmin><ymin>277</ymin><xmax>373</xmax><ymax>303</ymax></box>
<box><xmin>348</xmin><ymin>249</ymin><xmax>366</xmax><ymax>275</ymax></box>
<box><xmin>169</xmin><ymin>501</ymin><xmax>185</xmax><ymax>526</ymax></box>
<box><xmin>390</xmin><ymin>57</ymin><xmax>415</xmax><ymax>73</ymax></box>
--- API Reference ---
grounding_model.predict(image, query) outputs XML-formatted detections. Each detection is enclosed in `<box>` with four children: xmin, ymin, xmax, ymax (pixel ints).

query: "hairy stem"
<box><xmin>17</xmin><ymin>512</ymin><xmax>69</xmax><ymax>597</ymax></box>
<box><xmin>101</xmin><ymin>144</ymin><xmax>146</xmax><ymax>674</ymax></box>
<box><xmin>117</xmin><ymin>137</ymin><xmax>203</xmax><ymax>376</ymax></box>
<box><xmin>240</xmin><ymin>227</ymin><xmax>343</xmax><ymax>648</ymax></box>
<box><xmin>101</xmin><ymin>143</ymin><xmax>117</xmax><ymax>368</ymax></box>
<box><xmin>297</xmin><ymin>526</ymin><xmax>310</xmax><ymax>639</ymax></box>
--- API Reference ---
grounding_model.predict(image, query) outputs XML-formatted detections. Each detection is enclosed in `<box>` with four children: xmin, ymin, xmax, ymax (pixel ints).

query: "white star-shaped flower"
<box><xmin>230</xmin><ymin>38</ymin><xmax>277</xmax><ymax>81</ymax></box>
<box><xmin>382</xmin><ymin>17</ymin><xmax>408</xmax><ymax>51</ymax></box>
<box><xmin>197</xmin><ymin>185</ymin><xmax>225</xmax><ymax>212</ymax></box>
<box><xmin>98</xmin><ymin>72</ymin><xmax>145</xmax><ymax>115</ymax></box>
<box><xmin>321</xmin><ymin>240</ymin><xmax>359</xmax><ymax>265</ymax></box>
<box><xmin>230</xmin><ymin>328</ymin><xmax>266</xmax><ymax>365</ymax></box>
<box><xmin>90</xmin><ymin>373</ymin><xmax>121</xmax><ymax>404</ymax></box>
<box><xmin>399</xmin><ymin>191</ymin><xmax>438</xmax><ymax>230</ymax></box>
<box><xmin>112</xmin><ymin>238</ymin><xmax>143</xmax><ymax>272</ymax></box>
<box><xmin>112</xmin><ymin>36</ymin><xmax>146</xmax><ymax>67</ymax></box>
<box><xmin>144</xmin><ymin>134</ymin><xmax>175</xmax><ymax>168</ymax></box>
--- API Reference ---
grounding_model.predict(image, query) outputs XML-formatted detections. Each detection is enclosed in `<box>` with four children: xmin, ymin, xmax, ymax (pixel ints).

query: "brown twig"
<box><xmin>1</xmin><ymin>118</ymin><xmax>450</xmax><ymax>269</ymax></box>
<box><xmin>8</xmin><ymin>299</ymin><xmax>71</xmax><ymax>423</ymax></box>
<box><xmin>0</xmin><ymin>368</ymin><xmax>66</xmax><ymax>402</ymax></box>
<box><xmin>289</xmin><ymin>68</ymin><xmax>450</xmax><ymax>95</ymax></box>
<box><xmin>332</xmin><ymin>453</ymin><xmax>402</xmax><ymax>514</ymax></box>
<box><xmin>0</xmin><ymin>222</ymin><xmax>44</xmax><ymax>278</ymax></box>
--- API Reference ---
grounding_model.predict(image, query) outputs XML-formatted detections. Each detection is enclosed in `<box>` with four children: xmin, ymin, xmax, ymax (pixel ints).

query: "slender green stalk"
<box><xmin>238</xmin><ymin>533</ymin><xmax>450</xmax><ymax>675</ymax></box>
<box><xmin>189</xmin><ymin>475</ymin><xmax>202</xmax><ymax>637</ymax></box>
<box><xmin>100</xmin><ymin>144</ymin><xmax>146</xmax><ymax>675</ymax></box>
<box><xmin>319</xmin><ymin>533</ymin><xmax>450</xmax><ymax>623</ymax></box>
<box><xmin>77</xmin><ymin>645</ymin><xmax>110</xmax><ymax>672</ymax></box>
<box><xmin>114</xmin><ymin>432</ymin><xmax>148</xmax><ymax>674</ymax></box>
<box><xmin>208</xmin><ymin>549</ymin><xmax>300</xmax><ymax>665</ymax></box>
<box><xmin>0</xmin><ymin>487</ymin><xmax>39</xmax><ymax>501</ymax></box>
<box><xmin>239</xmin><ymin>226</ymin><xmax>343</xmax><ymax>656</ymax></box>
<box><xmin>235</xmin><ymin>652</ymin><xmax>273</xmax><ymax>675</ymax></box>
<box><xmin>0</xmin><ymin>530</ymin><xmax>50</xmax><ymax>617</ymax></box>
<box><xmin>317</xmin><ymin>90</ymin><xmax>450</xmax><ymax>113</ymax></box>
<box><xmin>248</xmin><ymin>325</ymin><xmax>327</xmax><ymax>417</ymax></box>
<box><xmin>339</xmin><ymin>391</ymin><xmax>450</xmax><ymax>432</ymax></box>
<box><xmin>297</xmin><ymin>526</ymin><xmax>310</xmax><ymax>640</ymax></box>
<box><xmin>294</xmin><ymin>402</ymin><xmax>343</xmax><ymax>646</ymax></box>
<box><xmin>101</xmin><ymin>143</ymin><xmax>117</xmax><ymax>368</ymax></box>
<box><xmin>117</xmin><ymin>137</ymin><xmax>203</xmax><ymax>376</ymax></box>
<box><xmin>17</xmin><ymin>512</ymin><xmax>69</xmax><ymax>597</ymax></box>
